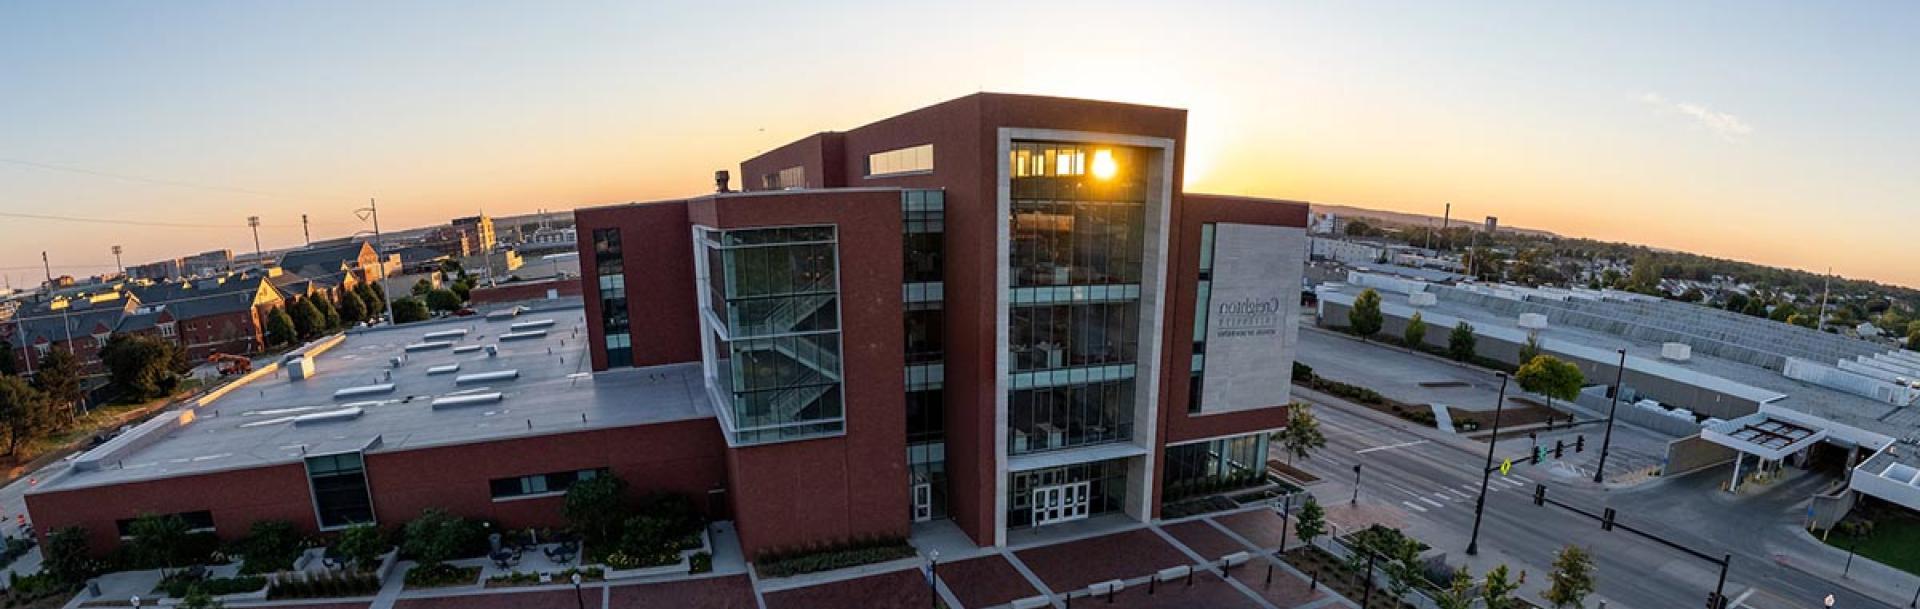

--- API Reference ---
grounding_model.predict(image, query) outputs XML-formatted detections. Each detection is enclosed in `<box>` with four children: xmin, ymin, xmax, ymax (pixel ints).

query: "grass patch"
<box><xmin>1825</xmin><ymin>507</ymin><xmax>1920</xmax><ymax>577</ymax></box>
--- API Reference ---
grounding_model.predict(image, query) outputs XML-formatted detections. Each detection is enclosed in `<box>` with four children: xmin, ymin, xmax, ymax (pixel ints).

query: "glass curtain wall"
<box><xmin>1161</xmin><ymin>433</ymin><xmax>1268</xmax><ymax>502</ymax></box>
<box><xmin>1008</xmin><ymin>142</ymin><xmax>1150</xmax><ymax>455</ymax></box>
<box><xmin>701</xmin><ymin>226</ymin><xmax>845</xmax><ymax>444</ymax></box>
<box><xmin>904</xmin><ymin>189</ymin><xmax>949</xmax><ymax>521</ymax></box>
<box><xmin>1189</xmin><ymin>223</ymin><xmax>1216</xmax><ymax>413</ymax></box>
<box><xmin>593</xmin><ymin>228</ymin><xmax>631</xmax><ymax>366</ymax></box>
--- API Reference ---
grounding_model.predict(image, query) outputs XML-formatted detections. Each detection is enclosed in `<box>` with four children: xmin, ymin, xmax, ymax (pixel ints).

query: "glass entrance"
<box><xmin>1030</xmin><ymin>482</ymin><xmax>1090</xmax><ymax>527</ymax></box>
<box><xmin>912</xmin><ymin>483</ymin><xmax>933</xmax><ymax>522</ymax></box>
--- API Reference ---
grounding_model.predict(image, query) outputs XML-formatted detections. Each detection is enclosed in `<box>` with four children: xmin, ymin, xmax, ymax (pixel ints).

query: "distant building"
<box><xmin>182</xmin><ymin>249</ymin><xmax>234</xmax><ymax>277</ymax></box>
<box><xmin>129</xmin><ymin>258</ymin><xmax>186</xmax><ymax>281</ymax></box>
<box><xmin>451</xmin><ymin>214</ymin><xmax>496</xmax><ymax>252</ymax></box>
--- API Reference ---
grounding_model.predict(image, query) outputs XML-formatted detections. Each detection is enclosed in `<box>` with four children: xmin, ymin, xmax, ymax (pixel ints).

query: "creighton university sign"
<box><xmin>1198</xmin><ymin>223</ymin><xmax>1306</xmax><ymax>413</ymax></box>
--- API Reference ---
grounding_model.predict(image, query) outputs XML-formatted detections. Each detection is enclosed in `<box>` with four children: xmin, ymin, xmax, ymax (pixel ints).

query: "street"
<box><xmin>1284</xmin><ymin>390</ymin><xmax>1898</xmax><ymax>609</ymax></box>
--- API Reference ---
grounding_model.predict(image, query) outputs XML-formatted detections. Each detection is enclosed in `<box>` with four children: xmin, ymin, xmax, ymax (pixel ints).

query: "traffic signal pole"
<box><xmin>1594</xmin><ymin>348</ymin><xmax>1628</xmax><ymax>483</ymax></box>
<box><xmin>1531</xmin><ymin>484</ymin><xmax>1733</xmax><ymax>608</ymax></box>
<box><xmin>1467</xmin><ymin>373</ymin><xmax>1510</xmax><ymax>556</ymax></box>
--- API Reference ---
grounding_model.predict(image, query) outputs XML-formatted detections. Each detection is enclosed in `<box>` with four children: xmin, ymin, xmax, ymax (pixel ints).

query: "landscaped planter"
<box><xmin>595</xmin><ymin>530</ymin><xmax>711</xmax><ymax>580</ymax></box>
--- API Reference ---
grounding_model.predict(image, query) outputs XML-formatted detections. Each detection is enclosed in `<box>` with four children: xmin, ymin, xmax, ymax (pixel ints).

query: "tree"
<box><xmin>1626</xmin><ymin>255</ymin><xmax>1661</xmax><ymax>294</ymax></box>
<box><xmin>1279</xmin><ymin>403</ymin><xmax>1326</xmax><ymax>465</ymax></box>
<box><xmin>411</xmin><ymin>278</ymin><xmax>433</xmax><ymax>296</ymax></box>
<box><xmin>129</xmin><ymin>512</ymin><xmax>190</xmax><ymax>575</ymax></box>
<box><xmin>369</xmin><ymin>281</ymin><xmax>387</xmax><ymax>307</ymax></box>
<box><xmin>1741</xmin><ymin>298</ymin><xmax>1768</xmax><ymax>317</ymax></box>
<box><xmin>178</xmin><ymin>590</ymin><xmax>226</xmax><ymax>609</ymax></box>
<box><xmin>354</xmin><ymin>284</ymin><xmax>385</xmax><ymax>319</ymax></box>
<box><xmin>313</xmin><ymin>296</ymin><xmax>341</xmax><ymax>330</ymax></box>
<box><xmin>1907</xmin><ymin>329</ymin><xmax>1919</xmax><ymax>352</ymax></box>
<box><xmin>1293</xmin><ymin>497</ymin><xmax>1326</xmax><ymax>545</ymax></box>
<box><xmin>1403</xmin><ymin>312</ymin><xmax>1429</xmax><ymax>349</ymax></box>
<box><xmin>289</xmin><ymin>297</ymin><xmax>324</xmax><ymax>339</ymax></box>
<box><xmin>43</xmin><ymin>526</ymin><xmax>94</xmax><ymax>585</ymax></box>
<box><xmin>1448</xmin><ymin>322</ymin><xmax>1478</xmax><ymax>361</ymax></box>
<box><xmin>1518</xmin><ymin>332</ymin><xmax>1543</xmax><ymax>364</ymax></box>
<box><xmin>391</xmin><ymin>298</ymin><xmax>430</xmax><ymax>323</ymax></box>
<box><xmin>1482</xmin><ymin>564</ymin><xmax>1522</xmax><ymax>609</ymax></box>
<box><xmin>1344</xmin><ymin>219</ymin><xmax>1375</xmax><ymax>237</ymax></box>
<box><xmin>100</xmin><ymin>334</ymin><xmax>180</xmax><ymax>402</ymax></box>
<box><xmin>449</xmin><ymin>278</ymin><xmax>473</xmax><ymax>302</ymax></box>
<box><xmin>0</xmin><ymin>339</ymin><xmax>16</xmax><ymax>377</ymax></box>
<box><xmin>402</xmin><ymin>509</ymin><xmax>482</xmax><ymax>569</ymax></box>
<box><xmin>1724</xmin><ymin>292</ymin><xmax>1751</xmax><ymax>314</ymax></box>
<box><xmin>1787</xmin><ymin>313</ymin><xmax>1816</xmax><ymax>329</ymax></box>
<box><xmin>33</xmin><ymin>348</ymin><xmax>82</xmax><ymax>416</ymax></box>
<box><xmin>265</xmin><ymin>307</ymin><xmax>297</xmax><ymax>347</ymax></box>
<box><xmin>0</xmin><ymin>376</ymin><xmax>52</xmax><ymax>456</ymax></box>
<box><xmin>1517</xmin><ymin>355</ymin><xmax>1585</xmax><ymax>409</ymax></box>
<box><xmin>425</xmin><ymin>288</ymin><xmax>462</xmax><ymax>313</ymax></box>
<box><xmin>1545</xmin><ymin>545</ymin><xmax>1596</xmax><ymax>608</ymax></box>
<box><xmin>1769</xmin><ymin>302</ymin><xmax>1798</xmax><ymax>323</ymax></box>
<box><xmin>1434</xmin><ymin>567</ymin><xmax>1478</xmax><ymax>609</ymax></box>
<box><xmin>336</xmin><ymin>523</ymin><xmax>388</xmax><ymax>570</ymax></box>
<box><xmin>1349</xmin><ymin>289</ymin><xmax>1384</xmax><ymax>337</ymax></box>
<box><xmin>338</xmin><ymin>290</ymin><xmax>368</xmax><ymax>325</ymax></box>
<box><xmin>563</xmin><ymin>473</ymin><xmax>630</xmax><ymax>548</ymax></box>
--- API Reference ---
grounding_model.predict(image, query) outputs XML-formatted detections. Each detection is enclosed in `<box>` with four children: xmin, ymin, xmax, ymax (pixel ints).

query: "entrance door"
<box><xmin>912</xmin><ymin>483</ymin><xmax>933</xmax><ymax>522</ymax></box>
<box><xmin>1030</xmin><ymin>482</ymin><xmax>1091</xmax><ymax>527</ymax></box>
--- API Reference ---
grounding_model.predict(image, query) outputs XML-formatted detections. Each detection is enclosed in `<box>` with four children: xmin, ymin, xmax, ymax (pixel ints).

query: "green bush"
<box><xmin>1292</xmin><ymin>361</ymin><xmax>1315</xmax><ymax>382</ymax></box>
<box><xmin>160</xmin><ymin>575</ymin><xmax>266</xmax><ymax>598</ymax></box>
<box><xmin>266</xmin><ymin>570</ymin><xmax>382</xmax><ymax>599</ymax></box>
<box><xmin>755</xmin><ymin>537</ymin><xmax>916</xmax><ymax>578</ymax></box>
<box><xmin>690</xmin><ymin>552</ymin><xmax>713</xmax><ymax>574</ymax></box>
<box><xmin>400</xmin><ymin>509</ymin><xmax>486</xmax><ymax>568</ymax></box>
<box><xmin>235</xmin><ymin>520</ymin><xmax>306</xmax><ymax>575</ymax></box>
<box><xmin>334</xmin><ymin>524</ymin><xmax>389</xmax><ymax>571</ymax></box>
<box><xmin>401</xmin><ymin>564</ymin><xmax>480</xmax><ymax>588</ymax></box>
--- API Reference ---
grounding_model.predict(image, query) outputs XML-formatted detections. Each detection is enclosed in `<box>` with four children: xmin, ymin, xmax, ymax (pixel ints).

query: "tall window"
<box><xmin>594</xmin><ymin>228</ymin><xmax>631</xmax><ymax>366</ymax></box>
<box><xmin>306</xmin><ymin>452</ymin><xmax>374</xmax><ymax>529</ymax></box>
<box><xmin>698</xmin><ymin>226</ymin><xmax>844</xmax><ymax>444</ymax></box>
<box><xmin>867</xmin><ymin>144</ymin><xmax>934</xmax><ymax>177</ymax></box>
<box><xmin>1190</xmin><ymin>223</ymin><xmax>1217</xmax><ymax>413</ymax></box>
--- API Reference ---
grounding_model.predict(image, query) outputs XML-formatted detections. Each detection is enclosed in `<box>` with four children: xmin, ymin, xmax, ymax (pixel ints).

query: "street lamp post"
<box><xmin>571</xmin><ymin>572</ymin><xmax>584</xmax><ymax>609</ymax></box>
<box><xmin>928</xmin><ymin>549</ymin><xmax>940</xmax><ymax>608</ymax></box>
<box><xmin>130</xmin><ymin>596</ymin><xmax>140</xmax><ymax>608</ymax></box>
<box><xmin>1467</xmin><ymin>372</ymin><xmax>1512</xmax><ymax>556</ymax></box>
<box><xmin>1593</xmin><ymin>348</ymin><xmax>1628</xmax><ymax>483</ymax></box>
<box><xmin>1277</xmin><ymin>492</ymin><xmax>1294</xmax><ymax>553</ymax></box>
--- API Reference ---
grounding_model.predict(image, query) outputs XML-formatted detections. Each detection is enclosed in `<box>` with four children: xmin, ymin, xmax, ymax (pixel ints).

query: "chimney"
<box><xmin>714</xmin><ymin>170</ymin><xmax>732</xmax><ymax>193</ymax></box>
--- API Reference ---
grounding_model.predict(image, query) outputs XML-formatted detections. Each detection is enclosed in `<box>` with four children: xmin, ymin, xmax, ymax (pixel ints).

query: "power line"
<box><xmin>0</xmin><ymin>210</ymin><xmax>357</xmax><ymax>230</ymax></box>
<box><xmin>0</xmin><ymin>157</ymin><xmax>352</xmax><ymax>202</ymax></box>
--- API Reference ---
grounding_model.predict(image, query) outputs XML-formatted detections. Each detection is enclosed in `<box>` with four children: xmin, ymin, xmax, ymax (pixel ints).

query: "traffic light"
<box><xmin>1554</xmin><ymin>440</ymin><xmax>1566</xmax><ymax>459</ymax></box>
<box><xmin>1601</xmin><ymin>507</ymin><xmax>1616</xmax><ymax>531</ymax></box>
<box><xmin>1532</xmin><ymin>484</ymin><xmax>1546</xmax><ymax>506</ymax></box>
<box><xmin>1576</xmin><ymin>435</ymin><xmax>1586</xmax><ymax>453</ymax></box>
<box><xmin>1532</xmin><ymin>446</ymin><xmax>1546</xmax><ymax>464</ymax></box>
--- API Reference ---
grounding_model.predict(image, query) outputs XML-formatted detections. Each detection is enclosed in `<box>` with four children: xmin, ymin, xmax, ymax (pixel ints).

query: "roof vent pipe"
<box><xmin>715</xmin><ymin>170</ymin><xmax>732</xmax><ymax>193</ymax></box>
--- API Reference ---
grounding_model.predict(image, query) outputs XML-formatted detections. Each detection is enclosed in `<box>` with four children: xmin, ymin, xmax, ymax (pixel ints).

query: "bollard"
<box><xmin>1187</xmin><ymin>568</ymin><xmax>1194</xmax><ymax>587</ymax></box>
<box><xmin>1266</xmin><ymin>562</ymin><xmax>1273</xmax><ymax>587</ymax></box>
<box><xmin>1106</xmin><ymin>588</ymin><xmax>1114</xmax><ymax>604</ymax></box>
<box><xmin>1311</xmin><ymin>569</ymin><xmax>1320</xmax><ymax>590</ymax></box>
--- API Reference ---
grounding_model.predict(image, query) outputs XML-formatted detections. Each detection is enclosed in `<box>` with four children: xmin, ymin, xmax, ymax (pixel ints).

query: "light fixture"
<box><xmin>1091</xmin><ymin>149</ymin><xmax>1118</xmax><ymax>180</ymax></box>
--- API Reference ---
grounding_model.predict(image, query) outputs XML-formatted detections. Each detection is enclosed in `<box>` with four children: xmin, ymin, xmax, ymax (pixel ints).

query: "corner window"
<box><xmin>867</xmin><ymin>144</ymin><xmax>934</xmax><ymax>177</ymax></box>
<box><xmin>305</xmin><ymin>452</ymin><xmax>374</xmax><ymax>529</ymax></box>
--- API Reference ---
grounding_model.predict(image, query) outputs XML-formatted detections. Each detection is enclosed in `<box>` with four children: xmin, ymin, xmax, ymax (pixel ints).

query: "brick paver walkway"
<box><xmin>937</xmin><ymin>554</ymin><xmax>1039</xmax><ymax>609</ymax></box>
<box><xmin>1013</xmin><ymin>529</ymin><xmax>1190</xmax><ymax>593</ymax></box>
<box><xmin>1216</xmin><ymin>508</ymin><xmax>1291</xmax><ymax>550</ymax></box>
<box><xmin>395</xmin><ymin>589</ymin><xmax>581</xmax><ymax>609</ymax></box>
<box><xmin>1163</xmin><ymin>520</ymin><xmax>1248</xmax><ymax>560</ymax></box>
<box><xmin>762</xmin><ymin>567</ymin><xmax>931</xmax><ymax>609</ymax></box>
<box><xmin>607</xmin><ymin>575</ymin><xmax>755</xmax><ymax>608</ymax></box>
<box><xmin>1080</xmin><ymin>571</ymin><xmax>1264</xmax><ymax>609</ymax></box>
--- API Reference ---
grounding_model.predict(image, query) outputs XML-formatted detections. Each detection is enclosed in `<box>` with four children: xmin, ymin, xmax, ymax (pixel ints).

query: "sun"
<box><xmin>1091</xmin><ymin>149</ymin><xmax>1118</xmax><ymax>180</ymax></box>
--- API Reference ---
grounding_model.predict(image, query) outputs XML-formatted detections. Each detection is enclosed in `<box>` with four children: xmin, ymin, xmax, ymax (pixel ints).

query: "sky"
<box><xmin>2</xmin><ymin>1</ymin><xmax>1916</xmax><ymax>289</ymax></box>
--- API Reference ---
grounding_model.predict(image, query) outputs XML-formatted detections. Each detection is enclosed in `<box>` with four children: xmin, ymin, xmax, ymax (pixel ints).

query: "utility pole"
<box><xmin>1440</xmin><ymin>202</ymin><xmax>1452</xmax><ymax>251</ymax></box>
<box><xmin>1594</xmin><ymin>349</ymin><xmax>1628</xmax><ymax>483</ymax></box>
<box><xmin>247</xmin><ymin>216</ymin><xmax>263</xmax><ymax>270</ymax></box>
<box><xmin>1817</xmin><ymin>267</ymin><xmax>1833</xmax><ymax>329</ymax></box>
<box><xmin>301</xmin><ymin>214</ymin><xmax>312</xmax><ymax>246</ymax></box>
<box><xmin>356</xmin><ymin>198</ymin><xmax>395</xmax><ymax>324</ymax></box>
<box><xmin>1467</xmin><ymin>372</ymin><xmax>1511</xmax><ymax>556</ymax></box>
<box><xmin>111</xmin><ymin>245</ymin><xmax>123</xmax><ymax>276</ymax></box>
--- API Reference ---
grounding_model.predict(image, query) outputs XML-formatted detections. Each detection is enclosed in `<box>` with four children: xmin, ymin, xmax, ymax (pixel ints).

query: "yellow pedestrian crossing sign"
<box><xmin>1500</xmin><ymin>459</ymin><xmax>1513</xmax><ymax>476</ymax></box>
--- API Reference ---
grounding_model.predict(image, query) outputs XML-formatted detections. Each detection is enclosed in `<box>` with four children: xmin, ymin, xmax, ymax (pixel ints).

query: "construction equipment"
<box><xmin>208</xmin><ymin>353</ymin><xmax>253</xmax><ymax>376</ymax></box>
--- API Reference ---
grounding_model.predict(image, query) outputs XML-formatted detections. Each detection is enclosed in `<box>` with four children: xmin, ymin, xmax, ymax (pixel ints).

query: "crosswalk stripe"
<box><xmin>1420</xmin><ymin>497</ymin><xmax>1444</xmax><ymax>508</ymax></box>
<box><xmin>1448</xmin><ymin>489</ymin><xmax>1473</xmax><ymax>499</ymax></box>
<box><xmin>1435</xmin><ymin>492</ymin><xmax>1455</xmax><ymax>502</ymax></box>
<box><xmin>1511</xmin><ymin>474</ymin><xmax>1534</xmax><ymax>484</ymax></box>
<box><xmin>1401</xmin><ymin>501</ymin><xmax>1428</xmax><ymax>513</ymax></box>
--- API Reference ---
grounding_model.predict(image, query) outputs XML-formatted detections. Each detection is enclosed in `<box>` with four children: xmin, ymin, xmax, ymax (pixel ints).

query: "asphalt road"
<box><xmin>1286</xmin><ymin>395</ymin><xmax>1895</xmax><ymax>609</ymax></box>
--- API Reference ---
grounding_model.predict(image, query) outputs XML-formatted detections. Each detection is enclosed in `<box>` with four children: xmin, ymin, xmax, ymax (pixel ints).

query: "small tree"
<box><xmin>1434</xmin><ymin>567</ymin><xmax>1478</xmax><ymax>609</ymax></box>
<box><xmin>1908</xmin><ymin>329</ymin><xmax>1920</xmax><ymax>352</ymax></box>
<box><xmin>265</xmin><ymin>307</ymin><xmax>298</xmax><ymax>347</ymax></box>
<box><xmin>449</xmin><ymin>278</ymin><xmax>473</xmax><ymax>302</ymax></box>
<box><xmin>289</xmin><ymin>297</ymin><xmax>324</xmax><ymax>339</ymax></box>
<box><xmin>391</xmin><ymin>298</ymin><xmax>430</xmax><ymax>323</ymax></box>
<box><xmin>1448</xmin><ymin>322</ymin><xmax>1477</xmax><ymax>361</ymax></box>
<box><xmin>563</xmin><ymin>473</ymin><xmax>630</xmax><ymax>548</ymax></box>
<box><xmin>100</xmin><ymin>333</ymin><xmax>180</xmax><ymax>402</ymax></box>
<box><xmin>178</xmin><ymin>589</ymin><xmax>225</xmax><ymax>609</ymax></box>
<box><xmin>129</xmin><ymin>513</ymin><xmax>191</xmax><ymax>575</ymax></box>
<box><xmin>0</xmin><ymin>339</ymin><xmax>17</xmax><ymax>376</ymax></box>
<box><xmin>402</xmin><ymin>509</ymin><xmax>481</xmax><ymax>568</ymax></box>
<box><xmin>411</xmin><ymin>278</ymin><xmax>433</xmax><ymax>296</ymax></box>
<box><xmin>1280</xmin><ymin>403</ymin><xmax>1327</xmax><ymax>465</ymax></box>
<box><xmin>1482</xmin><ymin>564</ymin><xmax>1522</xmax><ymax>609</ymax></box>
<box><xmin>336</xmin><ymin>523</ymin><xmax>388</xmax><ymax>570</ymax></box>
<box><xmin>1403</xmin><ymin>312</ymin><xmax>1429</xmax><ymax>349</ymax></box>
<box><xmin>1293</xmin><ymin>497</ymin><xmax>1326</xmax><ymax>545</ymax></box>
<box><xmin>1517</xmin><ymin>355</ymin><xmax>1585</xmax><ymax>410</ymax></box>
<box><xmin>425</xmin><ymin>288</ymin><xmax>463</xmax><ymax>313</ymax></box>
<box><xmin>1350</xmin><ymin>289</ymin><xmax>1384</xmax><ymax>337</ymax></box>
<box><xmin>354</xmin><ymin>284</ymin><xmax>385</xmax><ymax>319</ymax></box>
<box><xmin>33</xmin><ymin>348</ymin><xmax>82</xmax><ymax>415</ymax></box>
<box><xmin>43</xmin><ymin>526</ymin><xmax>94</xmax><ymax>585</ymax></box>
<box><xmin>338</xmin><ymin>290</ymin><xmax>368</xmax><ymax>324</ymax></box>
<box><xmin>1518</xmin><ymin>332</ymin><xmax>1543</xmax><ymax>364</ymax></box>
<box><xmin>1545</xmin><ymin>545</ymin><xmax>1596</xmax><ymax>608</ymax></box>
<box><xmin>312</xmin><ymin>296</ymin><xmax>341</xmax><ymax>330</ymax></box>
<box><xmin>0</xmin><ymin>376</ymin><xmax>52</xmax><ymax>456</ymax></box>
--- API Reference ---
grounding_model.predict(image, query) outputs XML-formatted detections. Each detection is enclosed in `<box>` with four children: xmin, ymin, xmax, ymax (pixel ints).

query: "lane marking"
<box><xmin>1420</xmin><ymin>497</ymin><xmax>1444</xmax><ymax>508</ymax></box>
<box><xmin>1401</xmin><ymin>501</ymin><xmax>1428</xmax><ymax>513</ymax></box>
<box><xmin>1511</xmin><ymin>474</ymin><xmax>1535</xmax><ymax>484</ymax></box>
<box><xmin>1436</xmin><ymin>492</ymin><xmax>1460</xmax><ymax>501</ymax></box>
<box><xmin>1356</xmin><ymin>440</ymin><xmax>1429</xmax><ymax>454</ymax></box>
<box><xmin>1448</xmin><ymin>489</ymin><xmax>1473</xmax><ymax>499</ymax></box>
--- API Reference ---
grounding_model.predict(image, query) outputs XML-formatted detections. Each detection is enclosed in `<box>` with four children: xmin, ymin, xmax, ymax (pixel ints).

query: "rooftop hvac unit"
<box><xmin>499</xmin><ymin>330</ymin><xmax>547</xmax><ymax>341</ymax></box>
<box><xmin>510</xmin><ymin>319</ymin><xmax>557</xmax><ymax>331</ymax></box>
<box><xmin>427</xmin><ymin>364</ymin><xmax>461</xmax><ymax>375</ymax></box>
<box><xmin>292</xmin><ymin>407</ymin><xmax>364</xmax><ymax>426</ymax></box>
<box><xmin>404</xmin><ymin>341</ymin><xmax>454</xmax><ymax>352</ymax></box>
<box><xmin>1408</xmin><ymin>292</ymin><xmax>1438</xmax><ymax>307</ymax></box>
<box><xmin>421</xmin><ymin>329</ymin><xmax>470</xmax><ymax>341</ymax></box>
<box><xmin>333</xmin><ymin>383</ymin><xmax>397</xmax><ymax>399</ymax></box>
<box><xmin>431</xmin><ymin>393</ymin><xmax>505</xmax><ymax>410</ymax></box>
<box><xmin>288</xmin><ymin>357</ymin><xmax>316</xmax><ymax>381</ymax></box>
<box><xmin>1517</xmin><ymin>313</ymin><xmax>1549</xmax><ymax>330</ymax></box>
<box><xmin>1661</xmin><ymin>342</ymin><xmax>1693</xmax><ymax>362</ymax></box>
<box><xmin>452</xmin><ymin>344</ymin><xmax>484</xmax><ymax>354</ymax></box>
<box><xmin>455</xmin><ymin>370</ymin><xmax>520</xmax><ymax>384</ymax></box>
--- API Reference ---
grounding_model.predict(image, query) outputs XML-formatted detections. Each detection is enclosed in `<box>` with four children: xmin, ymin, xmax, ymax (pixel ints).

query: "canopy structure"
<box><xmin>1701</xmin><ymin>413</ymin><xmax>1828</xmax><ymax>492</ymax></box>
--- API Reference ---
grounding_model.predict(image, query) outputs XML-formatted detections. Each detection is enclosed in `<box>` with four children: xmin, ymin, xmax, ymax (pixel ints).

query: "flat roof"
<box><xmin>35</xmin><ymin>306</ymin><xmax>713</xmax><ymax>493</ymax></box>
<box><xmin>1320</xmin><ymin>284</ymin><xmax>1914</xmax><ymax>439</ymax></box>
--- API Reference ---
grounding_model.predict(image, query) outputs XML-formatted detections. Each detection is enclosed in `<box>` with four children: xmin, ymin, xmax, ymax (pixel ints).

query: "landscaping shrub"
<box><xmin>400</xmin><ymin>509</ymin><xmax>486</xmax><ymax>568</ymax></box>
<box><xmin>267</xmin><ymin>570</ymin><xmax>382</xmax><ymax>599</ymax></box>
<box><xmin>690</xmin><ymin>552</ymin><xmax>713</xmax><ymax>574</ymax></box>
<box><xmin>401</xmin><ymin>564</ymin><xmax>480</xmax><ymax>589</ymax></box>
<box><xmin>334</xmin><ymin>524</ymin><xmax>389</xmax><ymax>571</ymax></box>
<box><xmin>161</xmin><ymin>576</ymin><xmax>266</xmax><ymax>598</ymax></box>
<box><xmin>235</xmin><ymin>520</ymin><xmax>306</xmax><ymax>575</ymax></box>
<box><xmin>755</xmin><ymin>537</ymin><xmax>916</xmax><ymax>578</ymax></box>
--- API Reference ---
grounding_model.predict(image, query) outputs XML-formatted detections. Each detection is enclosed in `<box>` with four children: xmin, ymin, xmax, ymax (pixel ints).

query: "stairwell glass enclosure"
<box><xmin>696</xmin><ymin>225</ymin><xmax>845</xmax><ymax>444</ymax></box>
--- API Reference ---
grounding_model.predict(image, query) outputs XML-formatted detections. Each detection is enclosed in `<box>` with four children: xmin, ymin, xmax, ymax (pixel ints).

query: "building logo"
<box><xmin>1214</xmin><ymin>297</ymin><xmax>1283</xmax><ymax>338</ymax></box>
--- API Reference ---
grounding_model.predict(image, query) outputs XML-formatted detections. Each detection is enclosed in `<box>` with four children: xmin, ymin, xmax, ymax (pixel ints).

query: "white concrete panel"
<box><xmin>1198</xmin><ymin>223</ymin><xmax>1304</xmax><ymax>414</ymax></box>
